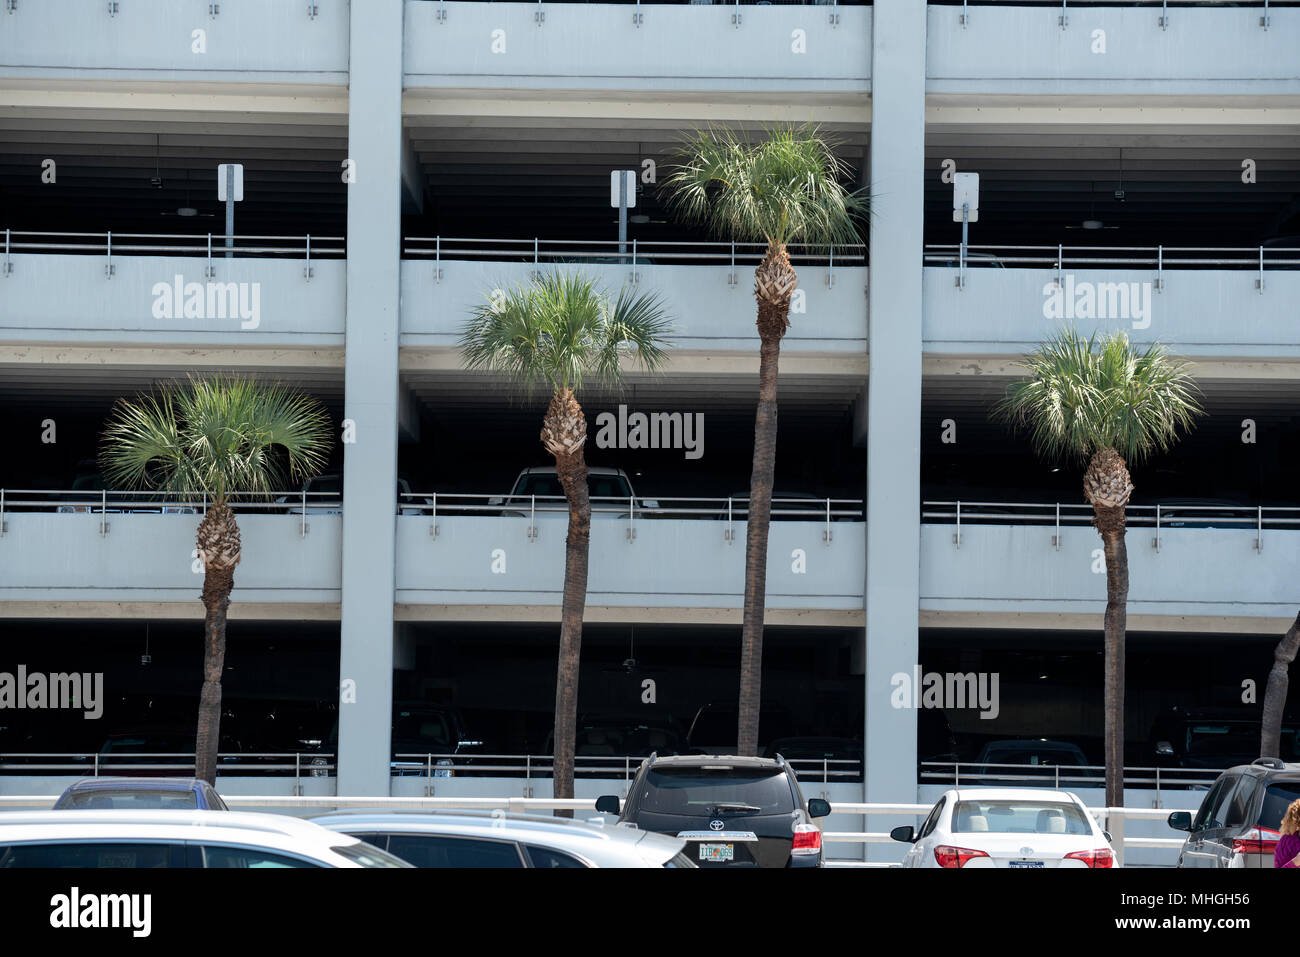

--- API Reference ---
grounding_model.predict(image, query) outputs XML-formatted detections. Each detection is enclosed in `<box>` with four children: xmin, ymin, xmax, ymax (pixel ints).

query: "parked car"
<box><xmin>1149</xmin><ymin>498</ymin><xmax>1249</xmax><ymax>530</ymax></box>
<box><xmin>277</xmin><ymin>473</ymin><xmax>431</xmax><ymax>516</ymax></box>
<box><xmin>972</xmin><ymin>739</ymin><xmax>1097</xmax><ymax>786</ymax></box>
<box><xmin>55</xmin><ymin>460</ymin><xmax>194</xmax><ymax>515</ymax></box>
<box><xmin>893</xmin><ymin>787</ymin><xmax>1114</xmax><ymax>868</ymax></box>
<box><xmin>763</xmin><ymin>737</ymin><xmax>863</xmax><ymax>782</ymax></box>
<box><xmin>489</xmin><ymin>466</ymin><xmax>656</xmax><ymax>519</ymax></box>
<box><xmin>543</xmin><ymin>713</ymin><xmax>687</xmax><ymax>762</ymax></box>
<box><xmin>314</xmin><ymin>810</ymin><xmax>695</xmax><ymax>868</ymax></box>
<box><xmin>0</xmin><ymin>810</ymin><xmax>412</xmax><ymax>868</ymax></box>
<box><xmin>53</xmin><ymin>777</ymin><xmax>228</xmax><ymax>811</ymax></box>
<box><xmin>686</xmin><ymin>700</ymin><xmax>799</xmax><ymax>755</ymax></box>
<box><xmin>595</xmin><ymin>753</ymin><xmax>831</xmax><ymax>868</ymax></box>
<box><xmin>302</xmin><ymin>704</ymin><xmax>483</xmax><ymax>778</ymax></box>
<box><xmin>1168</xmin><ymin>758</ymin><xmax>1300</xmax><ymax>867</ymax></box>
<box><xmin>1150</xmin><ymin>707</ymin><xmax>1300</xmax><ymax>770</ymax></box>
<box><xmin>96</xmin><ymin>728</ymin><xmax>245</xmax><ymax>777</ymax></box>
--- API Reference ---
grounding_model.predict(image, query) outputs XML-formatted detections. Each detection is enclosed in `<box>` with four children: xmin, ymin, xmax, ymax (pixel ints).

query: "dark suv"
<box><xmin>595</xmin><ymin>754</ymin><xmax>831</xmax><ymax>868</ymax></box>
<box><xmin>1169</xmin><ymin>758</ymin><xmax>1300</xmax><ymax>867</ymax></box>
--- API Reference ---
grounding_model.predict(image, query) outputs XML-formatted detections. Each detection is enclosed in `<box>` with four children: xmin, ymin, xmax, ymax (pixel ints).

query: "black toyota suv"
<box><xmin>1168</xmin><ymin>758</ymin><xmax>1300</xmax><ymax>868</ymax></box>
<box><xmin>595</xmin><ymin>754</ymin><xmax>831</xmax><ymax>868</ymax></box>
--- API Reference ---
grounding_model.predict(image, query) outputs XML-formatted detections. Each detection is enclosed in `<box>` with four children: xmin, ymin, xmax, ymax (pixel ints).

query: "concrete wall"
<box><xmin>0</xmin><ymin>514</ymin><xmax>341</xmax><ymax>604</ymax></box>
<box><xmin>401</xmin><ymin>260</ymin><xmax>869</xmax><ymax>353</ymax></box>
<box><xmin>403</xmin><ymin>1</ymin><xmax>871</xmax><ymax>93</ymax></box>
<box><xmin>927</xmin><ymin>5</ymin><xmax>1300</xmax><ymax>95</ymax></box>
<box><xmin>0</xmin><ymin>0</ymin><xmax>348</xmax><ymax>83</ymax></box>
<box><xmin>924</xmin><ymin>267</ymin><xmax>1300</xmax><ymax>358</ymax></box>
<box><xmin>0</xmin><ymin>255</ymin><xmax>345</xmax><ymax>348</ymax></box>
<box><xmin>921</xmin><ymin>524</ymin><xmax>1300</xmax><ymax>620</ymax></box>
<box><xmin>396</xmin><ymin>515</ymin><xmax>865</xmax><ymax>609</ymax></box>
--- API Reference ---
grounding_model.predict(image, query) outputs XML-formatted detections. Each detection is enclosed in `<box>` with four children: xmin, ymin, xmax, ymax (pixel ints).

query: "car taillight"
<box><xmin>791</xmin><ymin>824</ymin><xmax>822</xmax><ymax>855</ymax></box>
<box><xmin>933</xmin><ymin>845</ymin><xmax>989</xmax><ymax>868</ymax></box>
<box><xmin>1064</xmin><ymin>847</ymin><xmax>1114</xmax><ymax>868</ymax></box>
<box><xmin>1232</xmin><ymin>827</ymin><xmax>1280</xmax><ymax>856</ymax></box>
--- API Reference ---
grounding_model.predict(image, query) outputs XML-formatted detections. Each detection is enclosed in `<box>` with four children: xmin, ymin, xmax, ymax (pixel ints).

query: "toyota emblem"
<box><xmin>710</xmin><ymin>820</ymin><xmax>725</xmax><ymax>831</ymax></box>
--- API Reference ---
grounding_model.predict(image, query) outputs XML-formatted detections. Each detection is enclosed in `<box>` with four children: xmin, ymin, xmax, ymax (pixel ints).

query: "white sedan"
<box><xmin>892</xmin><ymin>788</ymin><xmax>1115</xmax><ymax>868</ymax></box>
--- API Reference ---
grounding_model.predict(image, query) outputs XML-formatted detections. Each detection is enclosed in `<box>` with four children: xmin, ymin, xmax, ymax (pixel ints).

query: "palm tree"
<box><xmin>1261</xmin><ymin>613</ymin><xmax>1300</xmax><ymax>759</ymax></box>
<box><xmin>996</xmin><ymin>329</ymin><xmax>1202</xmax><ymax>807</ymax></box>
<box><xmin>101</xmin><ymin>376</ymin><xmax>332</xmax><ymax>784</ymax></box>
<box><xmin>662</xmin><ymin>124</ymin><xmax>867</xmax><ymax>756</ymax></box>
<box><xmin>460</xmin><ymin>272</ymin><xmax>672</xmax><ymax>810</ymax></box>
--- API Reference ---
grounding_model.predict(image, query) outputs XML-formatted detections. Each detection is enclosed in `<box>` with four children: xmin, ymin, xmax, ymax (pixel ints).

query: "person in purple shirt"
<box><xmin>1276</xmin><ymin>799</ymin><xmax>1300</xmax><ymax>868</ymax></box>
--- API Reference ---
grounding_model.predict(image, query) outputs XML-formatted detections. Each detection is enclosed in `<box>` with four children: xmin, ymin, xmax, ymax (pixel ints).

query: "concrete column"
<box><xmin>865</xmin><ymin>0</ymin><xmax>926</xmax><ymax>857</ymax></box>
<box><xmin>338</xmin><ymin>0</ymin><xmax>404</xmax><ymax>795</ymax></box>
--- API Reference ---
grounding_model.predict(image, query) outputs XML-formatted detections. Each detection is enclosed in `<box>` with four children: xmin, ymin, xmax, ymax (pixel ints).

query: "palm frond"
<box><xmin>995</xmin><ymin>327</ymin><xmax>1204</xmax><ymax>466</ymax></box>
<box><xmin>661</xmin><ymin>123</ymin><xmax>868</xmax><ymax>248</ymax></box>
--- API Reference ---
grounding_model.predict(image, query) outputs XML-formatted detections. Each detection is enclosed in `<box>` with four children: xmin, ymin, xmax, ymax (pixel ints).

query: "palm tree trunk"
<box><xmin>543</xmin><ymin>390</ymin><xmax>591</xmax><ymax>816</ymax></box>
<box><xmin>738</xmin><ymin>242</ymin><xmax>797</xmax><ymax>757</ymax></box>
<box><xmin>1261</xmin><ymin>612</ymin><xmax>1300</xmax><ymax>758</ymax></box>
<box><xmin>1099</xmin><ymin>526</ymin><xmax>1128</xmax><ymax>809</ymax></box>
<box><xmin>194</xmin><ymin>499</ymin><xmax>241</xmax><ymax>785</ymax></box>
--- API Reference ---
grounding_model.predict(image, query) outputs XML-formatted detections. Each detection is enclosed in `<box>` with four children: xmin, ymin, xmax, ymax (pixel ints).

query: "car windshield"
<box><xmin>1184</xmin><ymin>724</ymin><xmax>1299</xmax><ymax>760</ymax></box>
<box><xmin>637</xmin><ymin>768</ymin><xmax>795</xmax><ymax>816</ymax></box>
<box><xmin>1260</xmin><ymin>783</ymin><xmax>1300</xmax><ymax>831</ymax></box>
<box><xmin>983</xmin><ymin>747</ymin><xmax>1083</xmax><ymax>766</ymax></box>
<box><xmin>951</xmin><ymin>800</ymin><xmax>1092</xmax><ymax>835</ymax></box>
<box><xmin>60</xmin><ymin>789</ymin><xmax>196</xmax><ymax>810</ymax></box>
<box><xmin>392</xmin><ymin>712</ymin><xmax>452</xmax><ymax>748</ymax></box>
<box><xmin>513</xmin><ymin>474</ymin><xmax>631</xmax><ymax>499</ymax></box>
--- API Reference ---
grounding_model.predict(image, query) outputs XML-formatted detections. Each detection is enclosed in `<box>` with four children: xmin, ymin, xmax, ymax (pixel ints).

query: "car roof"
<box><xmin>980</xmin><ymin>739</ymin><xmax>1082</xmax><ymax>751</ymax></box>
<box><xmin>949</xmin><ymin>787</ymin><xmax>1087</xmax><ymax>804</ymax></box>
<box><xmin>648</xmin><ymin>754</ymin><xmax>785</xmax><ymax>770</ymax></box>
<box><xmin>309</xmin><ymin>809</ymin><xmax>680</xmax><ymax>850</ymax></box>
<box><xmin>63</xmin><ymin>777</ymin><xmax>207</xmax><ymax>792</ymax></box>
<box><xmin>520</xmin><ymin>465</ymin><xmax>625</xmax><ymax>477</ymax></box>
<box><xmin>0</xmin><ymin>809</ymin><xmax>357</xmax><ymax>847</ymax></box>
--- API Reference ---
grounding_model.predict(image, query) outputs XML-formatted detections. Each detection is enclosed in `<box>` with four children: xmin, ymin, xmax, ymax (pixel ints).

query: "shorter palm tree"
<box><xmin>101</xmin><ymin>376</ymin><xmax>332</xmax><ymax>784</ymax></box>
<box><xmin>461</xmin><ymin>272</ymin><xmax>672</xmax><ymax>811</ymax></box>
<box><xmin>996</xmin><ymin>329</ymin><xmax>1202</xmax><ymax>807</ymax></box>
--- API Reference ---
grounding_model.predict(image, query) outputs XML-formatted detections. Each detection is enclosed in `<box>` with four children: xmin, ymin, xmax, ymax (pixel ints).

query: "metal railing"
<box><xmin>925</xmin><ymin>243</ymin><xmax>1300</xmax><ymax>271</ymax></box>
<box><xmin>404</xmin><ymin>236</ymin><xmax>865</xmax><ymax>272</ymax></box>
<box><xmin>922</xmin><ymin>499</ymin><xmax>1300</xmax><ymax>551</ymax></box>
<box><xmin>921</xmin><ymin>759</ymin><xmax>1223</xmax><ymax>795</ymax></box>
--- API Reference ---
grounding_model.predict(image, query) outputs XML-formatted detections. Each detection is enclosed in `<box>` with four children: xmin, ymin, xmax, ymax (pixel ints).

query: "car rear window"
<box><xmin>951</xmin><ymin>800</ymin><xmax>1092</xmax><ymax>835</ymax></box>
<box><xmin>1259</xmin><ymin>783</ymin><xmax>1300</xmax><ymax>831</ymax></box>
<box><xmin>514</xmin><ymin>474</ymin><xmax>630</xmax><ymax>499</ymax></box>
<box><xmin>637</xmin><ymin>768</ymin><xmax>796</xmax><ymax>815</ymax></box>
<box><xmin>59</xmin><ymin>790</ymin><xmax>197</xmax><ymax>811</ymax></box>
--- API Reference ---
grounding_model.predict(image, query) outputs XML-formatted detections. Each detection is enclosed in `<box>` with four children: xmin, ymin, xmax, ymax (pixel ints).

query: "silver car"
<box><xmin>312</xmin><ymin>809</ymin><xmax>696</xmax><ymax>868</ymax></box>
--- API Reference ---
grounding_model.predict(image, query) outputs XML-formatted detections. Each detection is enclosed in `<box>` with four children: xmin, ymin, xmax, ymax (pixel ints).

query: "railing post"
<box><xmin>725</xmin><ymin>496</ymin><xmax>734</xmax><ymax>544</ymax></box>
<box><xmin>1055</xmin><ymin>244</ymin><xmax>1063</xmax><ymax>288</ymax></box>
<box><xmin>1054</xmin><ymin>503</ymin><xmax>1060</xmax><ymax>550</ymax></box>
<box><xmin>0</xmin><ymin>488</ymin><xmax>6</xmax><ymax>536</ymax></box>
<box><xmin>1159</xmin><ymin>0</ymin><xmax>1168</xmax><ymax>30</ymax></box>
<box><xmin>1154</xmin><ymin>504</ymin><xmax>1161</xmax><ymax>552</ymax></box>
<box><xmin>435</xmin><ymin>235</ymin><xmax>442</xmax><ymax>283</ymax></box>
<box><xmin>429</xmin><ymin>492</ymin><xmax>439</xmax><ymax>540</ymax></box>
<box><xmin>953</xmin><ymin>501</ymin><xmax>961</xmax><ymax>549</ymax></box>
<box><xmin>2</xmin><ymin>228</ymin><xmax>11</xmax><ymax>276</ymax></box>
<box><xmin>960</xmin><ymin>0</ymin><xmax>968</xmax><ymax>28</ymax></box>
<box><xmin>1256</xmin><ymin>506</ymin><xmax>1263</xmax><ymax>552</ymax></box>
<box><xmin>728</xmin><ymin>240</ymin><xmax>737</xmax><ymax>287</ymax></box>
<box><xmin>426</xmin><ymin>753</ymin><xmax>433</xmax><ymax>797</ymax></box>
<box><xmin>1257</xmin><ymin>245</ymin><xmax>1266</xmax><ymax>293</ymax></box>
<box><xmin>626</xmin><ymin>495</ymin><xmax>636</xmax><ymax>543</ymax></box>
<box><xmin>524</xmin><ymin>754</ymin><xmax>532</xmax><ymax>799</ymax></box>
<box><xmin>1155</xmin><ymin>244</ymin><xmax>1164</xmax><ymax>292</ymax></box>
<box><xmin>1059</xmin><ymin>0</ymin><xmax>1068</xmax><ymax>29</ymax></box>
<box><xmin>301</xmin><ymin>488</ymin><xmax>307</xmax><ymax>538</ymax></box>
<box><xmin>826</xmin><ymin>243</ymin><xmax>835</xmax><ymax>288</ymax></box>
<box><xmin>206</xmin><ymin>232</ymin><xmax>214</xmax><ymax>279</ymax></box>
<box><xmin>528</xmin><ymin>494</ymin><xmax>537</xmax><ymax>542</ymax></box>
<box><xmin>99</xmin><ymin>489</ymin><xmax>108</xmax><ymax>536</ymax></box>
<box><xmin>104</xmin><ymin>230</ymin><xmax>114</xmax><ymax>278</ymax></box>
<box><xmin>294</xmin><ymin>752</ymin><xmax>302</xmax><ymax>797</ymax></box>
<box><xmin>823</xmin><ymin>497</ymin><xmax>832</xmax><ymax>544</ymax></box>
<box><xmin>304</xmin><ymin>234</ymin><xmax>313</xmax><ymax>280</ymax></box>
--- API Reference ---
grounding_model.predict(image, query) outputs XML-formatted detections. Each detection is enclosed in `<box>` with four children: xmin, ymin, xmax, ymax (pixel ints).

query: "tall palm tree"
<box><xmin>460</xmin><ymin>272</ymin><xmax>672</xmax><ymax>810</ymax></box>
<box><xmin>662</xmin><ymin>124</ymin><xmax>867</xmax><ymax>756</ymax></box>
<box><xmin>1261</xmin><ymin>613</ymin><xmax>1300</xmax><ymax>759</ymax></box>
<box><xmin>101</xmin><ymin>376</ymin><xmax>332</xmax><ymax>784</ymax></box>
<box><xmin>996</xmin><ymin>329</ymin><xmax>1202</xmax><ymax>807</ymax></box>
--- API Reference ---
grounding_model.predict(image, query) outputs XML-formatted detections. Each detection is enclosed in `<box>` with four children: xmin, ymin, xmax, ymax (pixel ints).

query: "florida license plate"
<box><xmin>1009</xmin><ymin>860</ymin><xmax>1044</xmax><ymax>868</ymax></box>
<box><xmin>699</xmin><ymin>843</ymin><xmax>734</xmax><ymax>862</ymax></box>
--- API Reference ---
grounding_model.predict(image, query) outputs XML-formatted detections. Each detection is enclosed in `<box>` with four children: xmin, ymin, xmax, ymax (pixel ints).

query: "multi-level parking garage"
<box><xmin>1</xmin><ymin>0</ymin><xmax>1299</xmax><ymax>861</ymax></box>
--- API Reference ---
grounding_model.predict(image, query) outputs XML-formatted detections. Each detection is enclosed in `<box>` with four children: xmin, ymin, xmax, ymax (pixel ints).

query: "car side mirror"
<box><xmin>595</xmin><ymin>795</ymin><xmax>620</xmax><ymax>815</ymax></box>
<box><xmin>1155</xmin><ymin>740</ymin><xmax>1175</xmax><ymax>757</ymax></box>
<box><xmin>890</xmin><ymin>825</ymin><xmax>916</xmax><ymax>844</ymax></box>
<box><xmin>807</xmin><ymin>798</ymin><xmax>831</xmax><ymax>819</ymax></box>
<box><xmin>1167</xmin><ymin>811</ymin><xmax>1193</xmax><ymax>832</ymax></box>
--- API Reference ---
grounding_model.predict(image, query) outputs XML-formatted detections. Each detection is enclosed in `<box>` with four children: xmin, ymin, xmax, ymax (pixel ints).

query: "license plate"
<box><xmin>1009</xmin><ymin>860</ymin><xmax>1044</xmax><ymax>868</ymax></box>
<box><xmin>699</xmin><ymin>843</ymin><xmax>734</xmax><ymax>862</ymax></box>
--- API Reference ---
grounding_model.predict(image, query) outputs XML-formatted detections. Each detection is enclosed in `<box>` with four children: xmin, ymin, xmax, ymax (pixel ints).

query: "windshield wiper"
<box><xmin>710</xmin><ymin>803</ymin><xmax>761</xmax><ymax>814</ymax></box>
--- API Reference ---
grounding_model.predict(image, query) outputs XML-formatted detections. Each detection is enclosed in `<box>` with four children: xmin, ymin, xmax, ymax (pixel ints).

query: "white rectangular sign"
<box><xmin>953</xmin><ymin>171</ymin><xmax>979</xmax><ymax>222</ymax></box>
<box><xmin>610</xmin><ymin>169</ymin><xmax>637</xmax><ymax>209</ymax></box>
<box><xmin>217</xmin><ymin>163</ymin><xmax>245</xmax><ymax>202</ymax></box>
